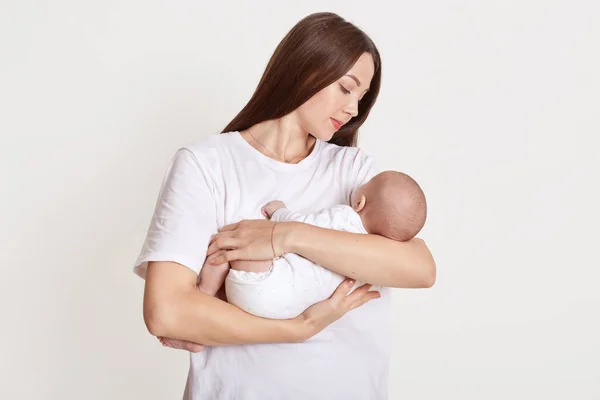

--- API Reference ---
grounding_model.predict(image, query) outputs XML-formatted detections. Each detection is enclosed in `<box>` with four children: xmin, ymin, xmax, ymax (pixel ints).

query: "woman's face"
<box><xmin>296</xmin><ymin>52</ymin><xmax>375</xmax><ymax>142</ymax></box>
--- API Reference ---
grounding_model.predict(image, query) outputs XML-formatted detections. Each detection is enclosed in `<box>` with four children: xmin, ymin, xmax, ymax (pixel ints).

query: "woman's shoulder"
<box><xmin>162</xmin><ymin>132</ymin><xmax>238</xmax><ymax>178</ymax></box>
<box><xmin>319</xmin><ymin>140</ymin><xmax>375</xmax><ymax>168</ymax></box>
<box><xmin>171</xmin><ymin>131</ymin><xmax>238</xmax><ymax>165</ymax></box>
<box><xmin>182</xmin><ymin>131</ymin><xmax>237</xmax><ymax>154</ymax></box>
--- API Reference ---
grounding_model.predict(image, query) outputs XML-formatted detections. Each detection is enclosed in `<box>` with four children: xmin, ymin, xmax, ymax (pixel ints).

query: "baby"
<box><xmin>159</xmin><ymin>170</ymin><xmax>426</xmax><ymax>351</ymax></box>
<box><xmin>225</xmin><ymin>170</ymin><xmax>427</xmax><ymax>317</ymax></box>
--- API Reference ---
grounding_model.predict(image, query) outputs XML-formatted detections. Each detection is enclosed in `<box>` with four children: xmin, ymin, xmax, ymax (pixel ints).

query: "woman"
<box><xmin>135</xmin><ymin>12</ymin><xmax>435</xmax><ymax>399</ymax></box>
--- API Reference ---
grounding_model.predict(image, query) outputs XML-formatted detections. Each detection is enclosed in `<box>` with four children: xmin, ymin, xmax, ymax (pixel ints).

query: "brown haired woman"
<box><xmin>134</xmin><ymin>12</ymin><xmax>436</xmax><ymax>400</ymax></box>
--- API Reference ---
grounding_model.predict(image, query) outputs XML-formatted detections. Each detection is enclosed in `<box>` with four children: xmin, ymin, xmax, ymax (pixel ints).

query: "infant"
<box><xmin>159</xmin><ymin>170</ymin><xmax>426</xmax><ymax>352</ymax></box>
<box><xmin>224</xmin><ymin>170</ymin><xmax>427</xmax><ymax>318</ymax></box>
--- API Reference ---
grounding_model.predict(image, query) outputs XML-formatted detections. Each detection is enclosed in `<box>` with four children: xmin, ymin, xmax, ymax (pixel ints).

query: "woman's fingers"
<box><xmin>349</xmin><ymin>290</ymin><xmax>381</xmax><ymax>310</ymax></box>
<box><xmin>211</xmin><ymin>249</ymin><xmax>241</xmax><ymax>265</ymax></box>
<box><xmin>331</xmin><ymin>279</ymin><xmax>356</xmax><ymax>302</ymax></box>
<box><xmin>209</xmin><ymin>231</ymin><xmax>236</xmax><ymax>246</ymax></box>
<box><xmin>219</xmin><ymin>222</ymin><xmax>239</xmax><ymax>232</ymax></box>
<box><xmin>298</xmin><ymin>280</ymin><xmax>381</xmax><ymax>339</ymax></box>
<box><xmin>207</xmin><ymin>236</ymin><xmax>239</xmax><ymax>255</ymax></box>
<box><xmin>333</xmin><ymin>281</ymin><xmax>380</xmax><ymax>311</ymax></box>
<box><xmin>346</xmin><ymin>283</ymin><xmax>371</xmax><ymax>300</ymax></box>
<box><xmin>205</xmin><ymin>249</ymin><xmax>227</xmax><ymax>264</ymax></box>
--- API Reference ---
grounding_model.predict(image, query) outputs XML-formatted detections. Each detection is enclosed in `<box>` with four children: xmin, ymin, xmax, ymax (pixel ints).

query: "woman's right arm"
<box><xmin>144</xmin><ymin>260</ymin><xmax>302</xmax><ymax>345</ymax></box>
<box><xmin>144</xmin><ymin>260</ymin><xmax>375</xmax><ymax>346</ymax></box>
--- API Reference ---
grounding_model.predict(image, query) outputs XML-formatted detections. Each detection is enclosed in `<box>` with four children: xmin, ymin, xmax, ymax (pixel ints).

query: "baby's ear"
<box><xmin>354</xmin><ymin>194</ymin><xmax>367</xmax><ymax>213</ymax></box>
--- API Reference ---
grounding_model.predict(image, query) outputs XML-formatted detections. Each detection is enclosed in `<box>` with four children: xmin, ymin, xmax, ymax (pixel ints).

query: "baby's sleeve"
<box><xmin>272</xmin><ymin>205</ymin><xmax>358</xmax><ymax>232</ymax></box>
<box><xmin>271</xmin><ymin>208</ymin><xmax>299</xmax><ymax>222</ymax></box>
<box><xmin>271</xmin><ymin>208</ymin><xmax>321</xmax><ymax>225</ymax></box>
<box><xmin>133</xmin><ymin>148</ymin><xmax>218</xmax><ymax>279</ymax></box>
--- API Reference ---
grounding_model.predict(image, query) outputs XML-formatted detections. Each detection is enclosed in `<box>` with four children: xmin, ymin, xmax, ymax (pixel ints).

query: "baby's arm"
<box><xmin>263</xmin><ymin>200</ymin><xmax>310</xmax><ymax>223</ymax></box>
<box><xmin>264</xmin><ymin>201</ymin><xmax>359</xmax><ymax>234</ymax></box>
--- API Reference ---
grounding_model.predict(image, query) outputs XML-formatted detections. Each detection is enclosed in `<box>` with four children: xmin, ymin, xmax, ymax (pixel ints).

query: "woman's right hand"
<box><xmin>296</xmin><ymin>279</ymin><xmax>380</xmax><ymax>338</ymax></box>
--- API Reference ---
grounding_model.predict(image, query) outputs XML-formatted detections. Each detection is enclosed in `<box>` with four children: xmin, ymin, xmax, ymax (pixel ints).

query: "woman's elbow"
<box><xmin>416</xmin><ymin>251</ymin><xmax>436</xmax><ymax>288</ymax></box>
<box><xmin>142</xmin><ymin>261</ymin><xmax>197</xmax><ymax>337</ymax></box>
<box><xmin>143</xmin><ymin>286</ymin><xmax>184</xmax><ymax>337</ymax></box>
<box><xmin>421</xmin><ymin>266</ymin><xmax>436</xmax><ymax>288</ymax></box>
<box><xmin>144</xmin><ymin>300</ymin><xmax>175</xmax><ymax>337</ymax></box>
<box><xmin>391</xmin><ymin>266</ymin><xmax>435</xmax><ymax>288</ymax></box>
<box><xmin>396</xmin><ymin>239</ymin><xmax>436</xmax><ymax>288</ymax></box>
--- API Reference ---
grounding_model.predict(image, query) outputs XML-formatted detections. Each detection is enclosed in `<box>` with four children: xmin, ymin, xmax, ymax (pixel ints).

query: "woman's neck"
<box><xmin>242</xmin><ymin>117</ymin><xmax>316</xmax><ymax>163</ymax></box>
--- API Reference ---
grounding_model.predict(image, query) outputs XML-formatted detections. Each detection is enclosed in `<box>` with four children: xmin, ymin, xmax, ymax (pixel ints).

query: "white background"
<box><xmin>1</xmin><ymin>1</ymin><xmax>598</xmax><ymax>399</ymax></box>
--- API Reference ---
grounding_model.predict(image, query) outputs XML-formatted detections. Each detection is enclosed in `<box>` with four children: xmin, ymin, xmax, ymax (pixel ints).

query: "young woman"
<box><xmin>135</xmin><ymin>12</ymin><xmax>435</xmax><ymax>399</ymax></box>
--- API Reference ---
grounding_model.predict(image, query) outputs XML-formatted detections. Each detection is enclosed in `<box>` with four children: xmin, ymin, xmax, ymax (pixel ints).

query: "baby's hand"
<box><xmin>261</xmin><ymin>200</ymin><xmax>287</xmax><ymax>218</ymax></box>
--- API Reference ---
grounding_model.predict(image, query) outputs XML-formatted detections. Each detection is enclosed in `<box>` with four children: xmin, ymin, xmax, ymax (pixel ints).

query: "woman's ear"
<box><xmin>354</xmin><ymin>194</ymin><xmax>367</xmax><ymax>213</ymax></box>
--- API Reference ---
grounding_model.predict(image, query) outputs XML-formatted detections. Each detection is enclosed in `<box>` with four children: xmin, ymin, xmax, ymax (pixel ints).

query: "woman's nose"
<box><xmin>343</xmin><ymin>99</ymin><xmax>359</xmax><ymax>117</ymax></box>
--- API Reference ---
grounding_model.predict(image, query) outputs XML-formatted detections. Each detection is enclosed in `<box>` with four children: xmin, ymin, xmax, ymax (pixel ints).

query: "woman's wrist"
<box><xmin>276</xmin><ymin>221</ymin><xmax>306</xmax><ymax>254</ymax></box>
<box><xmin>282</xmin><ymin>316</ymin><xmax>313</xmax><ymax>342</ymax></box>
<box><xmin>260</xmin><ymin>314</ymin><xmax>312</xmax><ymax>343</ymax></box>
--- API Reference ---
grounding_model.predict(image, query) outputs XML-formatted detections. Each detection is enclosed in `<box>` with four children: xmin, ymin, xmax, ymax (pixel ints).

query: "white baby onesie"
<box><xmin>225</xmin><ymin>204</ymin><xmax>371</xmax><ymax>319</ymax></box>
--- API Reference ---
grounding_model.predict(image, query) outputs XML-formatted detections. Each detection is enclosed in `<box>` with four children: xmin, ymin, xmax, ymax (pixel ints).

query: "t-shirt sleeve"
<box><xmin>347</xmin><ymin>150</ymin><xmax>379</xmax><ymax>205</ymax></box>
<box><xmin>133</xmin><ymin>148</ymin><xmax>218</xmax><ymax>279</ymax></box>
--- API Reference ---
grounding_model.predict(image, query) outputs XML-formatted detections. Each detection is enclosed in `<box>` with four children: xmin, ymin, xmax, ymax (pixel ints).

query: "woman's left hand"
<box><xmin>206</xmin><ymin>220</ymin><xmax>290</xmax><ymax>265</ymax></box>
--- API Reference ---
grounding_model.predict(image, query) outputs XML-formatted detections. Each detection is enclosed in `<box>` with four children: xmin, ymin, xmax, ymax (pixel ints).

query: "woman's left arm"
<box><xmin>283</xmin><ymin>222</ymin><xmax>435</xmax><ymax>288</ymax></box>
<box><xmin>206</xmin><ymin>220</ymin><xmax>436</xmax><ymax>289</ymax></box>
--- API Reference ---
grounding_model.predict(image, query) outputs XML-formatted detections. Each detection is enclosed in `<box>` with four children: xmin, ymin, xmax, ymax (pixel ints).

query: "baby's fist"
<box><xmin>262</xmin><ymin>200</ymin><xmax>287</xmax><ymax>218</ymax></box>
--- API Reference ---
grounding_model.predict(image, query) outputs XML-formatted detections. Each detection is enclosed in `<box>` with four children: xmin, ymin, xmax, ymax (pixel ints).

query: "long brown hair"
<box><xmin>221</xmin><ymin>12</ymin><xmax>381</xmax><ymax>147</ymax></box>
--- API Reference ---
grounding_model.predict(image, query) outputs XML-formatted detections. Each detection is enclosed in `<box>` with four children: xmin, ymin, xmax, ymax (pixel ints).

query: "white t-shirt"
<box><xmin>133</xmin><ymin>131</ymin><xmax>392</xmax><ymax>400</ymax></box>
<box><xmin>225</xmin><ymin>205</ymin><xmax>375</xmax><ymax>319</ymax></box>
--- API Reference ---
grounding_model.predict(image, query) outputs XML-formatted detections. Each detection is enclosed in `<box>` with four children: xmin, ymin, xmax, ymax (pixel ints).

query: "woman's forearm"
<box><xmin>154</xmin><ymin>289</ymin><xmax>305</xmax><ymax>345</ymax></box>
<box><xmin>144</xmin><ymin>261</ymin><xmax>307</xmax><ymax>345</ymax></box>
<box><xmin>280</xmin><ymin>222</ymin><xmax>436</xmax><ymax>288</ymax></box>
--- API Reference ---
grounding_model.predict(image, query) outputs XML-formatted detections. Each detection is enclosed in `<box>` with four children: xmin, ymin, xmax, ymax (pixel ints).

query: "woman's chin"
<box><xmin>312</xmin><ymin>129</ymin><xmax>335</xmax><ymax>142</ymax></box>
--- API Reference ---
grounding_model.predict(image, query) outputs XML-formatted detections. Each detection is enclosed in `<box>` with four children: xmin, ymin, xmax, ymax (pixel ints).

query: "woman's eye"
<box><xmin>339</xmin><ymin>85</ymin><xmax>351</xmax><ymax>94</ymax></box>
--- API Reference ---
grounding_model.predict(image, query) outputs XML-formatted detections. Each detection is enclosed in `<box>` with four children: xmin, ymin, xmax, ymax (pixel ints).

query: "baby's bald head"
<box><xmin>352</xmin><ymin>171</ymin><xmax>427</xmax><ymax>241</ymax></box>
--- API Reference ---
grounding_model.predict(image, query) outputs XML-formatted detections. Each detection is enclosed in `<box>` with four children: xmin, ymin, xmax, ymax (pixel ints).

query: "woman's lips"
<box><xmin>330</xmin><ymin>118</ymin><xmax>343</xmax><ymax>130</ymax></box>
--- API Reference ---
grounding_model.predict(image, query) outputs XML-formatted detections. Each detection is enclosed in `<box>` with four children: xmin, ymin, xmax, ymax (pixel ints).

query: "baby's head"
<box><xmin>351</xmin><ymin>171</ymin><xmax>427</xmax><ymax>241</ymax></box>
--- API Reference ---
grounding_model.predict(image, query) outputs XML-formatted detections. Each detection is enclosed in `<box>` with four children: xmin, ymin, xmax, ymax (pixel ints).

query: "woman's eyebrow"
<box><xmin>344</xmin><ymin>74</ymin><xmax>369</xmax><ymax>92</ymax></box>
<box><xmin>345</xmin><ymin>74</ymin><xmax>362</xmax><ymax>87</ymax></box>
